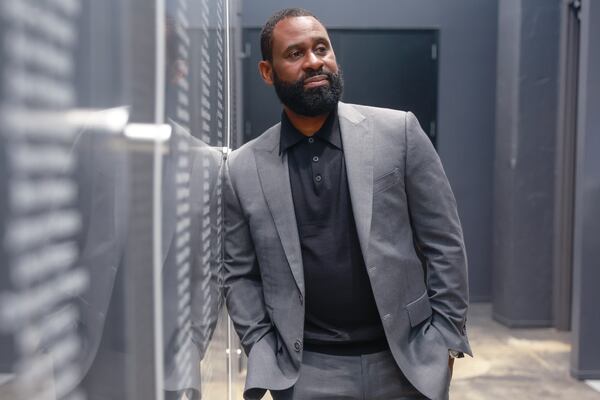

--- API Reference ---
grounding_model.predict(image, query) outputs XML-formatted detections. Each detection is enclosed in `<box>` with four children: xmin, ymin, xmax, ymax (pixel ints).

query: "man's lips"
<box><xmin>303</xmin><ymin>74</ymin><xmax>329</xmax><ymax>88</ymax></box>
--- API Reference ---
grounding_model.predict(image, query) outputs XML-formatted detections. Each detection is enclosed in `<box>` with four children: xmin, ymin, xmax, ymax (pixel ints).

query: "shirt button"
<box><xmin>308</xmin><ymin>137</ymin><xmax>314</xmax><ymax>144</ymax></box>
<box><xmin>312</xmin><ymin>156</ymin><xmax>319</xmax><ymax>162</ymax></box>
<box><xmin>315</xmin><ymin>175</ymin><xmax>322</xmax><ymax>182</ymax></box>
<box><xmin>294</xmin><ymin>340</ymin><xmax>302</xmax><ymax>352</ymax></box>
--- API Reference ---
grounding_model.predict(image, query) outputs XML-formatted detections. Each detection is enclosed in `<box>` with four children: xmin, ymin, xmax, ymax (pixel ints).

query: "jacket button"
<box><xmin>294</xmin><ymin>340</ymin><xmax>302</xmax><ymax>352</ymax></box>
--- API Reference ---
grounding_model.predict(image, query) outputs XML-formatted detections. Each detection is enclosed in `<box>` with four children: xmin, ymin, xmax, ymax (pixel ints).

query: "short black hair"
<box><xmin>260</xmin><ymin>8</ymin><xmax>320</xmax><ymax>62</ymax></box>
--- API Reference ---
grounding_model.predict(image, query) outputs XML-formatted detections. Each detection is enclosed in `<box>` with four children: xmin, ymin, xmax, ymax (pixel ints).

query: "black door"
<box><xmin>242</xmin><ymin>29</ymin><xmax>439</xmax><ymax>146</ymax></box>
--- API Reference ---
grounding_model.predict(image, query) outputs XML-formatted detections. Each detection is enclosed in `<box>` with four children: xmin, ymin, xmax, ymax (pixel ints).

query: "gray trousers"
<box><xmin>270</xmin><ymin>350</ymin><xmax>431</xmax><ymax>400</ymax></box>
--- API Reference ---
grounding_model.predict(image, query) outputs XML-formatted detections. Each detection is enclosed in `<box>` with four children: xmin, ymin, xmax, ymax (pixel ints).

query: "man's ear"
<box><xmin>258</xmin><ymin>60</ymin><xmax>274</xmax><ymax>85</ymax></box>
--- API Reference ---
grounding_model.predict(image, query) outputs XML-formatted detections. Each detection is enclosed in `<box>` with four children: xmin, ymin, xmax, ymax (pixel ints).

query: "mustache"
<box><xmin>301</xmin><ymin>69</ymin><xmax>335</xmax><ymax>84</ymax></box>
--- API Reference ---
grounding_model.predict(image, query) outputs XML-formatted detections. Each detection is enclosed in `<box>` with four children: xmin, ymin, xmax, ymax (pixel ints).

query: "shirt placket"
<box><xmin>309</xmin><ymin>137</ymin><xmax>324</xmax><ymax>195</ymax></box>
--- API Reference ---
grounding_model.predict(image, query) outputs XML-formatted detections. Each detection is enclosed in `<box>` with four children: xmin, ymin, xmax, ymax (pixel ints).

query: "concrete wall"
<box><xmin>242</xmin><ymin>0</ymin><xmax>498</xmax><ymax>302</ymax></box>
<box><xmin>492</xmin><ymin>0</ymin><xmax>561</xmax><ymax>326</ymax></box>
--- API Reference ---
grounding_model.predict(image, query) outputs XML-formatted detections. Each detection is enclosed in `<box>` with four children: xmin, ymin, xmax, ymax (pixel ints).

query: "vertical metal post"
<box><xmin>153</xmin><ymin>0</ymin><xmax>166</xmax><ymax>399</ymax></box>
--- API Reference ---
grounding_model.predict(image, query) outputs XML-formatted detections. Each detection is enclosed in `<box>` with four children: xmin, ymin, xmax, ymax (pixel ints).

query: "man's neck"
<box><xmin>283</xmin><ymin>107</ymin><xmax>330</xmax><ymax>137</ymax></box>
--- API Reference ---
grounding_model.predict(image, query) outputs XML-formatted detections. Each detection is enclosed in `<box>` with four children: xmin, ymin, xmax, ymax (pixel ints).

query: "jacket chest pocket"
<box><xmin>374</xmin><ymin>167</ymin><xmax>401</xmax><ymax>194</ymax></box>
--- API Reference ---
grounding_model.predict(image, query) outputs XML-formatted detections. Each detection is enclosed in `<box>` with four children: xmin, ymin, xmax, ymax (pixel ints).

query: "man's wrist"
<box><xmin>448</xmin><ymin>349</ymin><xmax>464</xmax><ymax>359</ymax></box>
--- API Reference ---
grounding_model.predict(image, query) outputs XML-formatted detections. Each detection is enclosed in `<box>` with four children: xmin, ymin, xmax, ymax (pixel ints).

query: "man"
<box><xmin>223</xmin><ymin>8</ymin><xmax>471</xmax><ymax>400</ymax></box>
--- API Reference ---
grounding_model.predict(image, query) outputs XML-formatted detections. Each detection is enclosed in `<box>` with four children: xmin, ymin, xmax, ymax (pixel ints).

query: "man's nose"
<box><xmin>303</xmin><ymin>51</ymin><xmax>324</xmax><ymax>71</ymax></box>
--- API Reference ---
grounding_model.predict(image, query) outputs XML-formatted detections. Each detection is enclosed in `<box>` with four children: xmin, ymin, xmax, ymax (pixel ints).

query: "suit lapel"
<box><xmin>338</xmin><ymin>103</ymin><xmax>373</xmax><ymax>264</ymax></box>
<box><xmin>253</xmin><ymin>103</ymin><xmax>372</xmax><ymax>294</ymax></box>
<box><xmin>254</xmin><ymin>135</ymin><xmax>305</xmax><ymax>296</ymax></box>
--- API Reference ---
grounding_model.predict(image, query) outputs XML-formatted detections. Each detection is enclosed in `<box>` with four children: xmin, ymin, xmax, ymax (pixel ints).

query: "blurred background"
<box><xmin>0</xmin><ymin>0</ymin><xmax>598</xmax><ymax>399</ymax></box>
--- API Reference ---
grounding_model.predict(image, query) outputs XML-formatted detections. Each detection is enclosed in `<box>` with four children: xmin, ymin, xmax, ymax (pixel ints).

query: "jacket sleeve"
<box><xmin>222</xmin><ymin>156</ymin><xmax>273</xmax><ymax>355</ymax></box>
<box><xmin>404</xmin><ymin>111</ymin><xmax>472</xmax><ymax>356</ymax></box>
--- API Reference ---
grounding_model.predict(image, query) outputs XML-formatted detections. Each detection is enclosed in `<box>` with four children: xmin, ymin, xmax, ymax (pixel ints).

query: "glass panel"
<box><xmin>163</xmin><ymin>0</ymin><xmax>231</xmax><ymax>398</ymax></box>
<box><xmin>0</xmin><ymin>1</ymin><xmax>127</xmax><ymax>399</ymax></box>
<box><xmin>0</xmin><ymin>0</ymin><xmax>240</xmax><ymax>398</ymax></box>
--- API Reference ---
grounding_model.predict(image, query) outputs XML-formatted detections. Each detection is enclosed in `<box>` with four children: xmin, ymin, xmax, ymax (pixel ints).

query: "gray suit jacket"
<box><xmin>223</xmin><ymin>102</ymin><xmax>472</xmax><ymax>400</ymax></box>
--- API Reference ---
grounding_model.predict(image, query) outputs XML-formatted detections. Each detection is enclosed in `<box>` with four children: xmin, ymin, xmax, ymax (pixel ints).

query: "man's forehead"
<box><xmin>272</xmin><ymin>16</ymin><xmax>329</xmax><ymax>47</ymax></box>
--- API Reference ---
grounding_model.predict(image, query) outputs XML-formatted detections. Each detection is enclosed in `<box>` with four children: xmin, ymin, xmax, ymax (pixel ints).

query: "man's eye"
<box><xmin>315</xmin><ymin>46</ymin><xmax>328</xmax><ymax>55</ymax></box>
<box><xmin>289</xmin><ymin>50</ymin><xmax>303</xmax><ymax>59</ymax></box>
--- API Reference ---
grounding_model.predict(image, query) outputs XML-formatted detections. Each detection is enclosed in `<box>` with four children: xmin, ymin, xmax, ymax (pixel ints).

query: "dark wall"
<box><xmin>242</xmin><ymin>0</ymin><xmax>499</xmax><ymax>302</ymax></box>
<box><xmin>571</xmin><ymin>0</ymin><xmax>600</xmax><ymax>380</ymax></box>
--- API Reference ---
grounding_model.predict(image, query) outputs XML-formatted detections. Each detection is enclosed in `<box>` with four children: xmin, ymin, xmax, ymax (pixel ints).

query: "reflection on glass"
<box><xmin>161</xmin><ymin>121</ymin><xmax>223</xmax><ymax>399</ymax></box>
<box><xmin>0</xmin><ymin>1</ymin><xmax>89</xmax><ymax>399</ymax></box>
<box><xmin>163</xmin><ymin>0</ymin><xmax>228</xmax><ymax>398</ymax></box>
<box><xmin>1</xmin><ymin>0</ymin><xmax>239</xmax><ymax>398</ymax></box>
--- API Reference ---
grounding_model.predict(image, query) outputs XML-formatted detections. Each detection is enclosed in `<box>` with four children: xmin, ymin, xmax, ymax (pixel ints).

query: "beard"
<box><xmin>272</xmin><ymin>67</ymin><xmax>344</xmax><ymax>117</ymax></box>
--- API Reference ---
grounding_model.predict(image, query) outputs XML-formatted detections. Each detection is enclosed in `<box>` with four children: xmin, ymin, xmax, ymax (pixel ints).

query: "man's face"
<box><xmin>259</xmin><ymin>16</ymin><xmax>343</xmax><ymax>116</ymax></box>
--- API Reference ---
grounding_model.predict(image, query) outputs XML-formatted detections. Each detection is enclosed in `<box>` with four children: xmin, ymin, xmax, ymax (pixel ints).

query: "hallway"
<box><xmin>450</xmin><ymin>304</ymin><xmax>600</xmax><ymax>399</ymax></box>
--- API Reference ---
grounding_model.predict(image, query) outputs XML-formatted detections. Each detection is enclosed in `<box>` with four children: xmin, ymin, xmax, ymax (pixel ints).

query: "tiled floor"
<box><xmin>450</xmin><ymin>303</ymin><xmax>600</xmax><ymax>399</ymax></box>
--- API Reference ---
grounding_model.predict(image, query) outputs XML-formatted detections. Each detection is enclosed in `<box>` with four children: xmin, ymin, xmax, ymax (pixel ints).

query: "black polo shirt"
<box><xmin>280</xmin><ymin>110</ymin><xmax>387</xmax><ymax>355</ymax></box>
